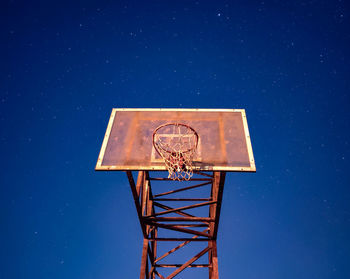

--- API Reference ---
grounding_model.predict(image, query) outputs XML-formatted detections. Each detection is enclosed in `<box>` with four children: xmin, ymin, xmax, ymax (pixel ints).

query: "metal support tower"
<box><xmin>126</xmin><ymin>170</ymin><xmax>226</xmax><ymax>279</ymax></box>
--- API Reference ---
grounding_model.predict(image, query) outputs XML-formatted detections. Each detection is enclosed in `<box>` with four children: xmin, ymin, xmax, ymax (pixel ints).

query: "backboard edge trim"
<box><xmin>95</xmin><ymin>165</ymin><xmax>256</xmax><ymax>172</ymax></box>
<box><xmin>113</xmin><ymin>108</ymin><xmax>245</xmax><ymax>112</ymax></box>
<box><xmin>241</xmin><ymin>109</ymin><xmax>256</xmax><ymax>170</ymax></box>
<box><xmin>95</xmin><ymin>108</ymin><xmax>117</xmax><ymax>169</ymax></box>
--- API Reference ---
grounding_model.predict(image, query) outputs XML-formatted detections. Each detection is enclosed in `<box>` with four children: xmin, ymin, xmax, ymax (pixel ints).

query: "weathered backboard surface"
<box><xmin>96</xmin><ymin>109</ymin><xmax>255</xmax><ymax>172</ymax></box>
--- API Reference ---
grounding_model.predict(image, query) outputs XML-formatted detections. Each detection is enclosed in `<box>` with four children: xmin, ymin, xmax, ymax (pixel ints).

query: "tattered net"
<box><xmin>152</xmin><ymin>123</ymin><xmax>199</xmax><ymax>181</ymax></box>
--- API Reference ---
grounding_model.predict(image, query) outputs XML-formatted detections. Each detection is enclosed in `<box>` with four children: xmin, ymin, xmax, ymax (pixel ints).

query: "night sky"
<box><xmin>2</xmin><ymin>1</ymin><xmax>350</xmax><ymax>278</ymax></box>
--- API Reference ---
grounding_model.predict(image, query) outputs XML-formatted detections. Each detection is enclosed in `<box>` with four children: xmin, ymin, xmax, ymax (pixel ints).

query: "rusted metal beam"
<box><xmin>145</xmin><ymin>171</ymin><xmax>154</xmax><ymax>203</ymax></box>
<box><xmin>149</xmin><ymin>177</ymin><xmax>212</xmax><ymax>181</ymax></box>
<box><xmin>148</xmin><ymin>266</ymin><xmax>155</xmax><ymax>279</ymax></box>
<box><xmin>147</xmin><ymin>244</ymin><xmax>156</xmax><ymax>279</ymax></box>
<box><xmin>141</xmin><ymin>178</ymin><xmax>149</xmax><ymax>217</ymax></box>
<box><xmin>140</xmin><ymin>238</ymin><xmax>149</xmax><ymax>279</ymax></box>
<box><xmin>154</xmin><ymin>240</ymin><xmax>193</xmax><ymax>264</ymax></box>
<box><xmin>151</xmin><ymin>200</ymin><xmax>217</xmax><ymax>217</ymax></box>
<box><xmin>152</xmin><ymin>198</ymin><xmax>212</xmax><ymax>201</ymax></box>
<box><xmin>209</xmin><ymin>174</ymin><xmax>216</xmax><ymax>238</ymax></box>
<box><xmin>212</xmin><ymin>172</ymin><xmax>226</xmax><ymax>239</ymax></box>
<box><xmin>211</xmin><ymin>240</ymin><xmax>219</xmax><ymax>279</ymax></box>
<box><xmin>152</xmin><ymin>202</ymin><xmax>197</xmax><ymax>218</ymax></box>
<box><xmin>136</xmin><ymin>170</ymin><xmax>144</xmax><ymax>196</ymax></box>
<box><xmin>154</xmin><ymin>270</ymin><xmax>165</xmax><ymax>279</ymax></box>
<box><xmin>145</xmin><ymin>221</ymin><xmax>210</xmax><ymax>237</ymax></box>
<box><xmin>126</xmin><ymin>171</ymin><xmax>147</xmax><ymax>238</ymax></box>
<box><xmin>149</xmin><ymin>226</ymin><xmax>157</xmax><ymax>279</ymax></box>
<box><xmin>208</xmin><ymin>240</ymin><xmax>213</xmax><ymax>278</ymax></box>
<box><xmin>167</xmin><ymin>247</ymin><xmax>210</xmax><ymax>278</ymax></box>
<box><xmin>147</xmin><ymin>217</ymin><xmax>214</xmax><ymax>222</ymax></box>
<box><xmin>155</xmin><ymin>264</ymin><xmax>210</xmax><ymax>268</ymax></box>
<box><xmin>169</xmin><ymin>224</ymin><xmax>209</xmax><ymax>228</ymax></box>
<box><xmin>147</xmin><ymin>243</ymin><xmax>155</xmax><ymax>265</ymax></box>
<box><xmin>154</xmin><ymin>181</ymin><xmax>212</xmax><ymax>197</ymax></box>
<box><xmin>154</xmin><ymin>229</ymin><xmax>209</xmax><ymax>264</ymax></box>
<box><xmin>149</xmin><ymin>238</ymin><xmax>210</xmax><ymax>241</ymax></box>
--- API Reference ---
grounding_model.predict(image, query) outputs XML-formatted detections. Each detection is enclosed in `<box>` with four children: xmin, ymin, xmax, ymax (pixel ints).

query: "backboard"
<box><xmin>95</xmin><ymin>109</ymin><xmax>255</xmax><ymax>172</ymax></box>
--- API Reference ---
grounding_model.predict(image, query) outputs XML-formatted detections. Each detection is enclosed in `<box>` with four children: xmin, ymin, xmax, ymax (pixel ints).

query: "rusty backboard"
<box><xmin>95</xmin><ymin>109</ymin><xmax>255</xmax><ymax>172</ymax></box>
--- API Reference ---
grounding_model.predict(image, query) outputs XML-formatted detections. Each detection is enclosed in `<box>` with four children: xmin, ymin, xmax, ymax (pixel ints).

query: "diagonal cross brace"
<box><xmin>145</xmin><ymin>220</ymin><xmax>210</xmax><ymax>237</ymax></box>
<box><xmin>166</xmin><ymin>246</ymin><xmax>210</xmax><ymax>279</ymax></box>
<box><xmin>149</xmin><ymin>200</ymin><xmax>217</xmax><ymax>217</ymax></box>
<box><xmin>154</xmin><ymin>229</ymin><xmax>209</xmax><ymax>264</ymax></box>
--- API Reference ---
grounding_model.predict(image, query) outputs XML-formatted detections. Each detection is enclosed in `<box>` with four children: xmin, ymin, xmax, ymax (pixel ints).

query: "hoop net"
<box><xmin>153</xmin><ymin>123</ymin><xmax>199</xmax><ymax>181</ymax></box>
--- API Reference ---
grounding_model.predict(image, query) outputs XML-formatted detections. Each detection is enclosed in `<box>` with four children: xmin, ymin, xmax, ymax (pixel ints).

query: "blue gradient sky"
<box><xmin>1</xmin><ymin>1</ymin><xmax>350</xmax><ymax>278</ymax></box>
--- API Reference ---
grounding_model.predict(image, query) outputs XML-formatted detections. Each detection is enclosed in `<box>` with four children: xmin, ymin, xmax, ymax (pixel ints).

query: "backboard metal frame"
<box><xmin>95</xmin><ymin>108</ymin><xmax>256</xmax><ymax>172</ymax></box>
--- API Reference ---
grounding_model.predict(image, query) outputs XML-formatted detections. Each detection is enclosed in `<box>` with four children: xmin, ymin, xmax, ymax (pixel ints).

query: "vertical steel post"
<box><xmin>140</xmin><ymin>238</ymin><xmax>149</xmax><ymax>279</ymax></box>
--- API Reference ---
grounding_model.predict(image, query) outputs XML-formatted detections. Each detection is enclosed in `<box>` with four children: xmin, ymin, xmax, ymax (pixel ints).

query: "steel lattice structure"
<box><xmin>126</xmin><ymin>171</ymin><xmax>226</xmax><ymax>279</ymax></box>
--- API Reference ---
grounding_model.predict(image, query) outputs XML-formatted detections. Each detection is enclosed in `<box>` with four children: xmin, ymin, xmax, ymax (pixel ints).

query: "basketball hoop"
<box><xmin>152</xmin><ymin>123</ymin><xmax>199</xmax><ymax>181</ymax></box>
